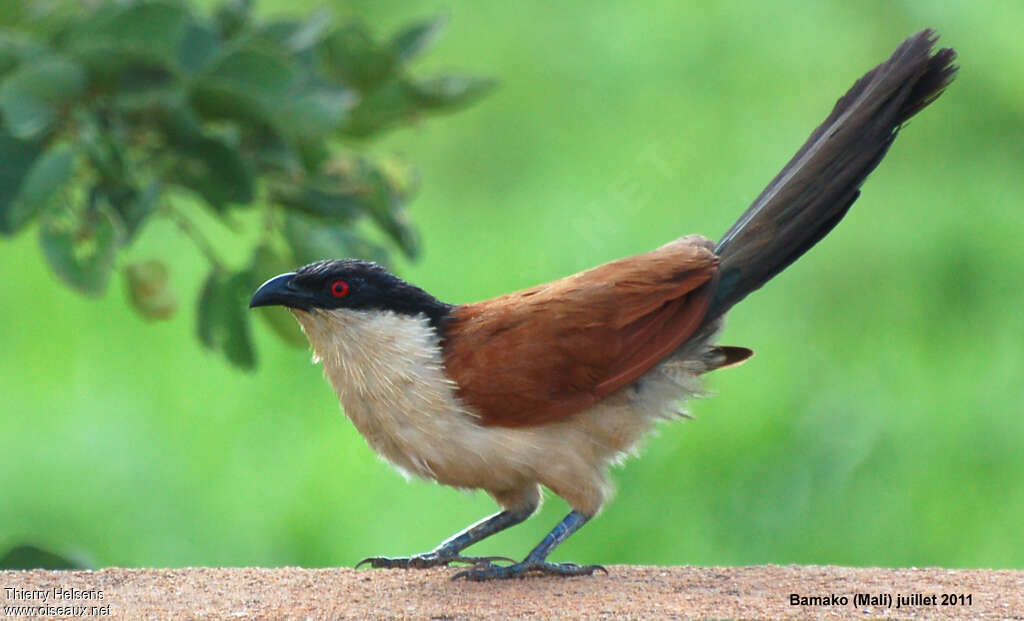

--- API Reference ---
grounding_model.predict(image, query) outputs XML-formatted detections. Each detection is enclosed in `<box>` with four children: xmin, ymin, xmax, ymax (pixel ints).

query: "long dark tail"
<box><xmin>707</xmin><ymin>29</ymin><xmax>957</xmax><ymax>320</ymax></box>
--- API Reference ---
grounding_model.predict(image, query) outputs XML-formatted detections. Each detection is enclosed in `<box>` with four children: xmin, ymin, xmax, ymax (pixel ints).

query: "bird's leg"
<box><xmin>452</xmin><ymin>510</ymin><xmax>607</xmax><ymax>580</ymax></box>
<box><xmin>357</xmin><ymin>504</ymin><xmax>535</xmax><ymax>569</ymax></box>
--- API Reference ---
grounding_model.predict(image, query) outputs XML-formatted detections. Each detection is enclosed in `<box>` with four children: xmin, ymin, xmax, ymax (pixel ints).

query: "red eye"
<box><xmin>330</xmin><ymin>280</ymin><xmax>349</xmax><ymax>297</ymax></box>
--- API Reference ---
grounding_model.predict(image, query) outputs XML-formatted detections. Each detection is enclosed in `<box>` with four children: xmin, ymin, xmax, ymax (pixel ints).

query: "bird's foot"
<box><xmin>356</xmin><ymin>551</ymin><xmax>514</xmax><ymax>570</ymax></box>
<box><xmin>452</xmin><ymin>560</ymin><xmax>608</xmax><ymax>581</ymax></box>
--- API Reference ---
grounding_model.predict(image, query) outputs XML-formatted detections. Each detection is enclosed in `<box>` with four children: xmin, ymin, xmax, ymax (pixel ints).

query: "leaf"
<box><xmin>196</xmin><ymin>271</ymin><xmax>220</xmax><ymax>348</ymax></box>
<box><xmin>65</xmin><ymin>1</ymin><xmax>193</xmax><ymax>74</ymax></box>
<box><xmin>112</xmin><ymin>67</ymin><xmax>180</xmax><ymax>112</ymax></box>
<box><xmin>207</xmin><ymin>47</ymin><xmax>298</xmax><ymax>100</ymax></box>
<box><xmin>0</xmin><ymin>3</ymin><xmax>78</xmax><ymax>40</ymax></box>
<box><xmin>0</xmin><ymin>4</ymin><xmax>26</xmax><ymax>29</ymax></box>
<box><xmin>171</xmin><ymin>134</ymin><xmax>254</xmax><ymax>210</ymax></box>
<box><xmin>0</xmin><ymin>131</ymin><xmax>44</xmax><ymax>234</ymax></box>
<box><xmin>108</xmin><ymin>182</ymin><xmax>160</xmax><ymax>241</ymax></box>
<box><xmin>269</xmin><ymin>174</ymin><xmax>363</xmax><ymax>221</ymax></box>
<box><xmin>340</xmin><ymin>75</ymin><xmax>496</xmax><ymax>138</ymax></box>
<box><xmin>320</xmin><ymin>22</ymin><xmax>395</xmax><ymax>90</ymax></box>
<box><xmin>252</xmin><ymin>127</ymin><xmax>302</xmax><ymax>173</ymax></box>
<box><xmin>223</xmin><ymin>272</ymin><xmax>258</xmax><ymax>369</ymax></box>
<box><xmin>284</xmin><ymin>211</ymin><xmax>389</xmax><ymax>266</ymax></box>
<box><xmin>361</xmin><ymin>167</ymin><xmax>420</xmax><ymax>259</ymax></box>
<box><xmin>273</xmin><ymin>156</ymin><xmax>417</xmax><ymax>257</ymax></box>
<box><xmin>0</xmin><ymin>32</ymin><xmax>47</xmax><ymax>78</ymax></box>
<box><xmin>258</xmin><ymin>9</ymin><xmax>334</xmax><ymax>54</ymax></box>
<box><xmin>391</xmin><ymin>15</ymin><xmax>448</xmax><ymax>65</ymax></box>
<box><xmin>39</xmin><ymin>203</ymin><xmax>121</xmax><ymax>297</ymax></box>
<box><xmin>76</xmin><ymin>111</ymin><xmax>126</xmax><ymax>186</ymax></box>
<box><xmin>155</xmin><ymin>98</ymin><xmax>205</xmax><ymax>145</ymax></box>
<box><xmin>214</xmin><ymin>0</ymin><xmax>253</xmax><ymax>39</ymax></box>
<box><xmin>197</xmin><ymin>268</ymin><xmax>257</xmax><ymax>369</ymax></box>
<box><xmin>294</xmin><ymin>138</ymin><xmax>330</xmax><ymax>173</ymax></box>
<box><xmin>18</xmin><ymin>146</ymin><xmax>73</xmax><ymax>207</ymax></box>
<box><xmin>1</xmin><ymin>144</ymin><xmax>74</xmax><ymax>234</ymax></box>
<box><xmin>409</xmin><ymin>74</ymin><xmax>497</xmax><ymax>109</ymax></box>
<box><xmin>190</xmin><ymin>46</ymin><xmax>299</xmax><ymax>126</ymax></box>
<box><xmin>0</xmin><ymin>57</ymin><xmax>85</xmax><ymax>138</ymax></box>
<box><xmin>271</xmin><ymin>84</ymin><xmax>356</xmax><ymax>141</ymax></box>
<box><xmin>178</xmin><ymin>22</ymin><xmax>222</xmax><ymax>77</ymax></box>
<box><xmin>0</xmin><ymin>544</ymin><xmax>88</xmax><ymax>570</ymax></box>
<box><xmin>154</xmin><ymin>103</ymin><xmax>253</xmax><ymax>209</ymax></box>
<box><xmin>341</xmin><ymin>79</ymin><xmax>418</xmax><ymax>137</ymax></box>
<box><xmin>124</xmin><ymin>259</ymin><xmax>177</xmax><ymax>320</ymax></box>
<box><xmin>249</xmin><ymin>244</ymin><xmax>307</xmax><ymax>347</ymax></box>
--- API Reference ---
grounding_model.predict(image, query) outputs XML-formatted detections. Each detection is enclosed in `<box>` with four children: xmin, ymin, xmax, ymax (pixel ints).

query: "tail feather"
<box><xmin>708</xmin><ymin>29</ymin><xmax>957</xmax><ymax>320</ymax></box>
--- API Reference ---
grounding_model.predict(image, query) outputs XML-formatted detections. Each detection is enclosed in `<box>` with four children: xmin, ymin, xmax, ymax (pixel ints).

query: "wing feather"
<box><xmin>443</xmin><ymin>236</ymin><xmax>719</xmax><ymax>427</ymax></box>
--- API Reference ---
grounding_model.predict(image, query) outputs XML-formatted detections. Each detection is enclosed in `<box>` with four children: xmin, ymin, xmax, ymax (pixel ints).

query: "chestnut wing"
<box><xmin>443</xmin><ymin>236</ymin><xmax>719</xmax><ymax>427</ymax></box>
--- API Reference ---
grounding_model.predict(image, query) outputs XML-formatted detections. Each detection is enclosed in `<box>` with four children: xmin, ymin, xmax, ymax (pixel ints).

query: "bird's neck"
<box><xmin>290</xmin><ymin>308</ymin><xmax>469</xmax><ymax>475</ymax></box>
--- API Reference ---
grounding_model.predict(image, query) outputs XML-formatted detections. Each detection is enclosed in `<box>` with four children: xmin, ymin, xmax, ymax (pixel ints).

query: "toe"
<box><xmin>451</xmin><ymin>560</ymin><xmax>607</xmax><ymax>581</ymax></box>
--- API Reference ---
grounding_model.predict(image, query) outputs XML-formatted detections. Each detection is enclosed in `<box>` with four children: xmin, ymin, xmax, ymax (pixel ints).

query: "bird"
<box><xmin>249</xmin><ymin>30</ymin><xmax>956</xmax><ymax>581</ymax></box>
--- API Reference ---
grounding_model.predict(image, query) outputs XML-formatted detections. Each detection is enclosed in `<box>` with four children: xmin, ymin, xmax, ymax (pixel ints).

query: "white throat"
<box><xmin>290</xmin><ymin>308</ymin><xmax>471</xmax><ymax>479</ymax></box>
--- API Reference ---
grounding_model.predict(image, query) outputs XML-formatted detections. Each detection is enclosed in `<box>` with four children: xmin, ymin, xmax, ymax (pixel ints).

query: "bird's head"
<box><xmin>249</xmin><ymin>259</ymin><xmax>453</xmax><ymax>331</ymax></box>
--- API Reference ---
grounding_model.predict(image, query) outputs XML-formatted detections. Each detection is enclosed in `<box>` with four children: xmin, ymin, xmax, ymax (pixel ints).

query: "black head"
<box><xmin>249</xmin><ymin>259</ymin><xmax>453</xmax><ymax>331</ymax></box>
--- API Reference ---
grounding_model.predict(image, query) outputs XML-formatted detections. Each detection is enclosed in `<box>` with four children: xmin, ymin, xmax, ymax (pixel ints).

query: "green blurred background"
<box><xmin>3</xmin><ymin>0</ymin><xmax>1023</xmax><ymax>570</ymax></box>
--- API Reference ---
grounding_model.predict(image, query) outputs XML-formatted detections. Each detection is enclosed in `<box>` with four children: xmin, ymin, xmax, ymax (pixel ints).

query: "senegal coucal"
<box><xmin>250</xmin><ymin>30</ymin><xmax>956</xmax><ymax>580</ymax></box>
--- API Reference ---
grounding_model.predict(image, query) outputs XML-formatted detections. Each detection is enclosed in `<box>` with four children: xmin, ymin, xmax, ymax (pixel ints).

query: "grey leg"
<box><xmin>453</xmin><ymin>510</ymin><xmax>607</xmax><ymax>580</ymax></box>
<box><xmin>357</xmin><ymin>504</ymin><xmax>535</xmax><ymax>569</ymax></box>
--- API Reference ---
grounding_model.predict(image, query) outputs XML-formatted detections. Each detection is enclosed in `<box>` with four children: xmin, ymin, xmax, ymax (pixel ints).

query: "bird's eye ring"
<box><xmin>330</xmin><ymin>280</ymin><xmax>349</xmax><ymax>298</ymax></box>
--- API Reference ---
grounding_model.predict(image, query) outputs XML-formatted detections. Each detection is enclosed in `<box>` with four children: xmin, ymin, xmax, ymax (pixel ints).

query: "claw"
<box><xmin>452</xmin><ymin>561</ymin><xmax>608</xmax><ymax>581</ymax></box>
<box><xmin>356</xmin><ymin>553</ymin><xmax>514</xmax><ymax>570</ymax></box>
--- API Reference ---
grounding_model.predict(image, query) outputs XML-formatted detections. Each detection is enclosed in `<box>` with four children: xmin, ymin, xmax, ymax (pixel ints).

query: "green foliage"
<box><xmin>197</xmin><ymin>267</ymin><xmax>257</xmax><ymax>369</ymax></box>
<box><xmin>39</xmin><ymin>201</ymin><xmax>122</xmax><ymax>296</ymax></box>
<box><xmin>0</xmin><ymin>58</ymin><xmax>85</xmax><ymax>138</ymax></box>
<box><xmin>0</xmin><ymin>544</ymin><xmax>87</xmax><ymax>570</ymax></box>
<box><xmin>0</xmin><ymin>0</ymin><xmax>492</xmax><ymax>368</ymax></box>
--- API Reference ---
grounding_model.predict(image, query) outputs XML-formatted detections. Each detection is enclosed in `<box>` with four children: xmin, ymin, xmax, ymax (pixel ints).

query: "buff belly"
<box><xmin>293</xmin><ymin>307</ymin><xmax>718</xmax><ymax>516</ymax></box>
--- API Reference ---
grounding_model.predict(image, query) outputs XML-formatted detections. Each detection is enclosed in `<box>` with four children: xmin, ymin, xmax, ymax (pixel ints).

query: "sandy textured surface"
<box><xmin>2</xmin><ymin>565</ymin><xmax>1021</xmax><ymax>619</ymax></box>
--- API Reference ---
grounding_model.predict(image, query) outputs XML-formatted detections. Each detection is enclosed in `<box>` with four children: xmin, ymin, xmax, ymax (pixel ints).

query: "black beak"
<box><xmin>249</xmin><ymin>272</ymin><xmax>312</xmax><ymax>310</ymax></box>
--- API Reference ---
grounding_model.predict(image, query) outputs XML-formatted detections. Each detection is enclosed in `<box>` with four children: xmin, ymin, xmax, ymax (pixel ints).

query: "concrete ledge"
<box><xmin>2</xmin><ymin>565</ymin><xmax>1021</xmax><ymax>619</ymax></box>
